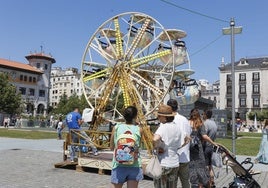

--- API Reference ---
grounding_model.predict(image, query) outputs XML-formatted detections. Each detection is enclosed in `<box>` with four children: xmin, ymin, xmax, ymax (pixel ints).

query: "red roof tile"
<box><xmin>0</xmin><ymin>58</ymin><xmax>42</xmax><ymax>74</ymax></box>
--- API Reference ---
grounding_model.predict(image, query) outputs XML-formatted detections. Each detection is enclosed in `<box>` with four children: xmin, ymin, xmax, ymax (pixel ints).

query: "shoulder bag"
<box><xmin>144</xmin><ymin>154</ymin><xmax>162</xmax><ymax>179</ymax></box>
<box><xmin>211</xmin><ymin>146</ymin><xmax>223</xmax><ymax>168</ymax></box>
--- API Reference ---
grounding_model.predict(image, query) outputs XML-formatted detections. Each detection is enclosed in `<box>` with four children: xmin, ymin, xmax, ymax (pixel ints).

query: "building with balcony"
<box><xmin>0</xmin><ymin>52</ymin><xmax>55</xmax><ymax>116</ymax></box>
<box><xmin>219</xmin><ymin>57</ymin><xmax>268</xmax><ymax>121</ymax></box>
<box><xmin>50</xmin><ymin>67</ymin><xmax>83</xmax><ymax>107</ymax></box>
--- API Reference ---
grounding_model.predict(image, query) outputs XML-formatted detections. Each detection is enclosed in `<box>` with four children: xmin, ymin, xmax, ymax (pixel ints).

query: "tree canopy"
<box><xmin>0</xmin><ymin>73</ymin><xmax>22</xmax><ymax>114</ymax></box>
<box><xmin>52</xmin><ymin>93</ymin><xmax>89</xmax><ymax>116</ymax></box>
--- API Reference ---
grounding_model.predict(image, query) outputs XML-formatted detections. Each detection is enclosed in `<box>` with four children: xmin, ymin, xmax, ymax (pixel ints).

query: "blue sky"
<box><xmin>0</xmin><ymin>0</ymin><xmax>267</xmax><ymax>83</ymax></box>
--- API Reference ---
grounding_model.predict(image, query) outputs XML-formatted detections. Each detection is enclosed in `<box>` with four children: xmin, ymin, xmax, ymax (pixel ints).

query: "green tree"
<box><xmin>248</xmin><ymin>110</ymin><xmax>268</xmax><ymax>128</ymax></box>
<box><xmin>0</xmin><ymin>73</ymin><xmax>22</xmax><ymax>114</ymax></box>
<box><xmin>52</xmin><ymin>93</ymin><xmax>89</xmax><ymax>115</ymax></box>
<box><xmin>52</xmin><ymin>93</ymin><xmax>68</xmax><ymax>115</ymax></box>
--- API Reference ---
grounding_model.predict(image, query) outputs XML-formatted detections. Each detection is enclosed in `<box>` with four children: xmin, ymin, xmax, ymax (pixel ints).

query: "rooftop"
<box><xmin>0</xmin><ymin>58</ymin><xmax>42</xmax><ymax>74</ymax></box>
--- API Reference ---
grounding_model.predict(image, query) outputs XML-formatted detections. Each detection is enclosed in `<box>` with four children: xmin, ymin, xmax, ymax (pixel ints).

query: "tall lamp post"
<box><xmin>222</xmin><ymin>18</ymin><xmax>242</xmax><ymax>155</ymax></box>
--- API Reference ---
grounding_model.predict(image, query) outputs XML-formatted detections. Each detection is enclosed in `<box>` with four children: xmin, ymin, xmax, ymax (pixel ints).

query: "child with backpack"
<box><xmin>110</xmin><ymin>106</ymin><xmax>143</xmax><ymax>188</ymax></box>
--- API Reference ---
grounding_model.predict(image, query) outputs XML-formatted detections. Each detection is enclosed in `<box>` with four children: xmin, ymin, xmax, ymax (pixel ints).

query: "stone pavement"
<box><xmin>0</xmin><ymin>137</ymin><xmax>268</xmax><ymax>187</ymax></box>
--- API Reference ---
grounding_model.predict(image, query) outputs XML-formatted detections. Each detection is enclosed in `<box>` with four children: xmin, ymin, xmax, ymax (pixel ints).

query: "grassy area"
<box><xmin>0</xmin><ymin>128</ymin><xmax>67</xmax><ymax>139</ymax></box>
<box><xmin>216</xmin><ymin>131</ymin><xmax>262</xmax><ymax>156</ymax></box>
<box><xmin>0</xmin><ymin>128</ymin><xmax>263</xmax><ymax>156</ymax></box>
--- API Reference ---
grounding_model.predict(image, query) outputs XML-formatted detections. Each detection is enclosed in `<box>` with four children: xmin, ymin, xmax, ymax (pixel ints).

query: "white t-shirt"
<box><xmin>154</xmin><ymin>121</ymin><xmax>185</xmax><ymax>168</ymax></box>
<box><xmin>57</xmin><ymin>121</ymin><xmax>63</xmax><ymax>130</ymax></box>
<box><xmin>175</xmin><ymin>113</ymin><xmax>192</xmax><ymax>163</ymax></box>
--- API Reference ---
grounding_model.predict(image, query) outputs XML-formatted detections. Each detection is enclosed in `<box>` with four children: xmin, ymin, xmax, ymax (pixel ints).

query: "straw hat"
<box><xmin>156</xmin><ymin>104</ymin><xmax>176</xmax><ymax>117</ymax></box>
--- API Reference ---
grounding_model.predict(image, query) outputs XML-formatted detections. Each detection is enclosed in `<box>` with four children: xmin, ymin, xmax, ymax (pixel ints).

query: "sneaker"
<box><xmin>93</xmin><ymin>151</ymin><xmax>99</xmax><ymax>156</ymax></box>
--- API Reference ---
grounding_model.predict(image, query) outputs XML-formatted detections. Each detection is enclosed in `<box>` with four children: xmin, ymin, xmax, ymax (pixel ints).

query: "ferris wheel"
<box><xmin>80</xmin><ymin>12</ymin><xmax>190</xmax><ymax>150</ymax></box>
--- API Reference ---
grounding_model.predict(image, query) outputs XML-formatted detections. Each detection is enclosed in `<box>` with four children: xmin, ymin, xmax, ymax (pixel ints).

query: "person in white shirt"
<box><xmin>153</xmin><ymin>104</ymin><xmax>187</xmax><ymax>188</ymax></box>
<box><xmin>167</xmin><ymin>99</ymin><xmax>191</xmax><ymax>188</ymax></box>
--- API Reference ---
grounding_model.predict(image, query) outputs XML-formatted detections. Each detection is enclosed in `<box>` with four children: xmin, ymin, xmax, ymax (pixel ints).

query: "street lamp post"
<box><xmin>222</xmin><ymin>18</ymin><xmax>242</xmax><ymax>155</ymax></box>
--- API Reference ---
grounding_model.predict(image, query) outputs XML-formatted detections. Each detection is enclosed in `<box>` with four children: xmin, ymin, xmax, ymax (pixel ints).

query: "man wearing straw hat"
<box><xmin>153</xmin><ymin>104</ymin><xmax>187</xmax><ymax>188</ymax></box>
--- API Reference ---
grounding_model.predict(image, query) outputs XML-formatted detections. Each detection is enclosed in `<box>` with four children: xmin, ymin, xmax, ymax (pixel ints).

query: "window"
<box><xmin>19</xmin><ymin>87</ymin><xmax>26</xmax><ymax>95</ymax></box>
<box><xmin>253</xmin><ymin>84</ymin><xmax>259</xmax><ymax>94</ymax></box>
<box><xmin>239</xmin><ymin>85</ymin><xmax>246</xmax><ymax>94</ymax></box>
<box><xmin>253</xmin><ymin>97</ymin><xmax>260</xmax><ymax>107</ymax></box>
<box><xmin>20</xmin><ymin>75</ymin><xmax>23</xmax><ymax>81</ymax></box>
<box><xmin>227</xmin><ymin>98</ymin><xmax>232</xmax><ymax>107</ymax></box>
<box><xmin>252</xmin><ymin>72</ymin><xmax>259</xmax><ymax>81</ymax></box>
<box><xmin>226</xmin><ymin>74</ymin><xmax>232</xmax><ymax>82</ymax></box>
<box><xmin>29</xmin><ymin>88</ymin><xmax>35</xmax><ymax>96</ymax></box>
<box><xmin>24</xmin><ymin>75</ymin><xmax>27</xmax><ymax>81</ymax></box>
<box><xmin>45</xmin><ymin>64</ymin><xmax>48</xmax><ymax>70</ymax></box>
<box><xmin>239</xmin><ymin>98</ymin><xmax>246</xmax><ymax>107</ymax></box>
<box><xmin>39</xmin><ymin>90</ymin><xmax>45</xmax><ymax>97</ymax></box>
<box><xmin>29</xmin><ymin>76</ymin><xmax>32</xmax><ymax>82</ymax></box>
<box><xmin>239</xmin><ymin>73</ymin><xmax>246</xmax><ymax>81</ymax></box>
<box><xmin>227</xmin><ymin>85</ymin><xmax>232</xmax><ymax>94</ymax></box>
<box><xmin>33</xmin><ymin>77</ymin><xmax>36</xmax><ymax>83</ymax></box>
<box><xmin>37</xmin><ymin>63</ymin><xmax>40</xmax><ymax>68</ymax></box>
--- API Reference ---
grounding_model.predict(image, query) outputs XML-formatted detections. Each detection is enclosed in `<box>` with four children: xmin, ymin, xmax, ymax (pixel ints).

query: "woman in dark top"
<box><xmin>188</xmin><ymin>109</ymin><xmax>217</xmax><ymax>188</ymax></box>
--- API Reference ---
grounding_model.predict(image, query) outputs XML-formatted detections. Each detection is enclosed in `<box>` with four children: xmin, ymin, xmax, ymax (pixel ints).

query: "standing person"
<box><xmin>110</xmin><ymin>106</ymin><xmax>143</xmax><ymax>188</ymax></box>
<box><xmin>57</xmin><ymin>116</ymin><xmax>65</xmax><ymax>140</ymax></box>
<box><xmin>153</xmin><ymin>104</ymin><xmax>186</xmax><ymax>188</ymax></box>
<box><xmin>255</xmin><ymin>119</ymin><xmax>268</xmax><ymax>164</ymax></box>
<box><xmin>203</xmin><ymin>109</ymin><xmax>218</xmax><ymax>188</ymax></box>
<box><xmin>6</xmin><ymin>117</ymin><xmax>10</xmax><ymax>128</ymax></box>
<box><xmin>15</xmin><ymin>117</ymin><xmax>22</xmax><ymax>128</ymax></box>
<box><xmin>66</xmin><ymin>107</ymin><xmax>98</xmax><ymax>162</ymax></box>
<box><xmin>188</xmin><ymin>108</ymin><xmax>217</xmax><ymax>188</ymax></box>
<box><xmin>167</xmin><ymin>99</ymin><xmax>191</xmax><ymax>188</ymax></box>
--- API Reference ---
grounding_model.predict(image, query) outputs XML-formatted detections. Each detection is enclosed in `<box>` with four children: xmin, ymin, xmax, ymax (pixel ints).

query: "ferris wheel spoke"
<box><xmin>129</xmin><ymin>70</ymin><xmax>163</xmax><ymax>95</ymax></box>
<box><xmin>119</xmin><ymin>71</ymin><xmax>132</xmax><ymax>107</ymax></box>
<box><xmin>125</xmin><ymin>17</ymin><xmax>151</xmax><ymax>59</ymax></box>
<box><xmin>113</xmin><ymin>18</ymin><xmax>124</xmax><ymax>59</ymax></box>
<box><xmin>83</xmin><ymin>68</ymin><xmax>108</xmax><ymax>82</ymax></box>
<box><xmin>90</xmin><ymin>38</ymin><xmax>115</xmax><ymax>61</ymax></box>
<box><xmin>131</xmin><ymin>31</ymin><xmax>165</xmax><ymax>59</ymax></box>
<box><xmin>130</xmin><ymin>49</ymin><xmax>171</xmax><ymax>68</ymax></box>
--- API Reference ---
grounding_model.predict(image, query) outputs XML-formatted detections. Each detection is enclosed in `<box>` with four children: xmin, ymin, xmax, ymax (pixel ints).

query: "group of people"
<box><xmin>109</xmin><ymin>99</ymin><xmax>218</xmax><ymax>188</ymax></box>
<box><xmin>2</xmin><ymin>117</ymin><xmax>21</xmax><ymax>128</ymax></box>
<box><xmin>64</xmin><ymin>104</ymin><xmax>268</xmax><ymax>188</ymax></box>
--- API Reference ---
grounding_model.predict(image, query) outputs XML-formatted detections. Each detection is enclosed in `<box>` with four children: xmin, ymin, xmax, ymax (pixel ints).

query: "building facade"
<box><xmin>219</xmin><ymin>57</ymin><xmax>268</xmax><ymax>121</ymax></box>
<box><xmin>50</xmin><ymin>67</ymin><xmax>83</xmax><ymax>107</ymax></box>
<box><xmin>199</xmin><ymin>79</ymin><xmax>220</xmax><ymax>109</ymax></box>
<box><xmin>0</xmin><ymin>52</ymin><xmax>55</xmax><ymax>117</ymax></box>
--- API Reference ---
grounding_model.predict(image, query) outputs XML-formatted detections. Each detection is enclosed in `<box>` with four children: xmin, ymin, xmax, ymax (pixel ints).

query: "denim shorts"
<box><xmin>111</xmin><ymin>166</ymin><xmax>143</xmax><ymax>184</ymax></box>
